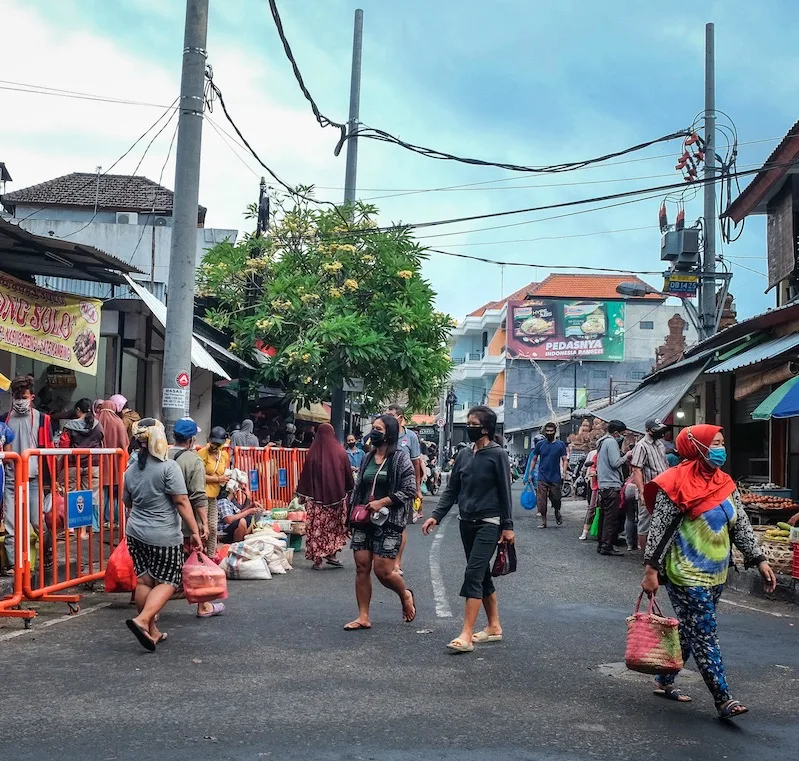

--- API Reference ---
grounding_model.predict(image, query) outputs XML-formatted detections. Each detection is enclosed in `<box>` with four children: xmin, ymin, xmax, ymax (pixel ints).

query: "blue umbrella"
<box><xmin>751</xmin><ymin>375</ymin><xmax>799</xmax><ymax>419</ymax></box>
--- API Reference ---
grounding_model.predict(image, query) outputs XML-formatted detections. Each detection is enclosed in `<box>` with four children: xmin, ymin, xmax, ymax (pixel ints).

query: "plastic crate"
<box><xmin>793</xmin><ymin>544</ymin><xmax>799</xmax><ymax>581</ymax></box>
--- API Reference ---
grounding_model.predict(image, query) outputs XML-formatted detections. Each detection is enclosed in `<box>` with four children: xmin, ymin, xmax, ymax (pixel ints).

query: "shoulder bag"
<box><xmin>349</xmin><ymin>457</ymin><xmax>387</xmax><ymax>529</ymax></box>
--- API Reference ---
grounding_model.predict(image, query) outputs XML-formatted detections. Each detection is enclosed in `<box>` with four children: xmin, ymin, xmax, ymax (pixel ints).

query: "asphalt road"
<box><xmin>1</xmin><ymin>488</ymin><xmax>797</xmax><ymax>761</ymax></box>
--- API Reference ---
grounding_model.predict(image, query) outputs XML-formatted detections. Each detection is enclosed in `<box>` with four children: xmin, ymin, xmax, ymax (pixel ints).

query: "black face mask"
<box><xmin>370</xmin><ymin>430</ymin><xmax>385</xmax><ymax>447</ymax></box>
<box><xmin>544</xmin><ymin>432</ymin><xmax>555</xmax><ymax>441</ymax></box>
<box><xmin>650</xmin><ymin>429</ymin><xmax>666</xmax><ymax>440</ymax></box>
<box><xmin>347</xmin><ymin>442</ymin><xmax>356</xmax><ymax>449</ymax></box>
<box><xmin>466</xmin><ymin>427</ymin><xmax>485</xmax><ymax>443</ymax></box>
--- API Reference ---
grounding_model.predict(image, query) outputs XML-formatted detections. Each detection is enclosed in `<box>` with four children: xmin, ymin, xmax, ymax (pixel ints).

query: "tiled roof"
<box><xmin>1</xmin><ymin>172</ymin><xmax>206</xmax><ymax>219</ymax></box>
<box><xmin>468</xmin><ymin>281</ymin><xmax>540</xmax><ymax>317</ymax></box>
<box><xmin>531</xmin><ymin>273</ymin><xmax>662</xmax><ymax>300</ymax></box>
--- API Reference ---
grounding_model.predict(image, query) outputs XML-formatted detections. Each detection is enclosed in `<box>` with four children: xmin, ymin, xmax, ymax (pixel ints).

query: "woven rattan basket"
<box><xmin>732</xmin><ymin>528</ymin><xmax>793</xmax><ymax>575</ymax></box>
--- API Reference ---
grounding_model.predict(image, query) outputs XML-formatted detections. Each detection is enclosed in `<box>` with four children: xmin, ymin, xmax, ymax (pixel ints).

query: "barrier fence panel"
<box><xmin>21</xmin><ymin>447</ymin><xmax>127</xmax><ymax>610</ymax></box>
<box><xmin>233</xmin><ymin>447</ymin><xmax>307</xmax><ymax>508</ymax></box>
<box><xmin>0</xmin><ymin>452</ymin><xmax>34</xmax><ymax>623</ymax></box>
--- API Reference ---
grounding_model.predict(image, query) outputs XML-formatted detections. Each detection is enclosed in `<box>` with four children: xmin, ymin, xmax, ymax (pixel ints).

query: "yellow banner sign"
<box><xmin>0</xmin><ymin>271</ymin><xmax>102</xmax><ymax>375</ymax></box>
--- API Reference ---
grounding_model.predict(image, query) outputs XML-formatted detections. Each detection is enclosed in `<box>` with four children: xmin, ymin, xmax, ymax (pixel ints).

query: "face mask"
<box><xmin>370</xmin><ymin>430</ymin><xmax>385</xmax><ymax>447</ymax></box>
<box><xmin>707</xmin><ymin>446</ymin><xmax>727</xmax><ymax>468</ymax></box>
<box><xmin>544</xmin><ymin>432</ymin><xmax>555</xmax><ymax>441</ymax></box>
<box><xmin>466</xmin><ymin>426</ymin><xmax>485</xmax><ymax>443</ymax></box>
<box><xmin>13</xmin><ymin>398</ymin><xmax>31</xmax><ymax>415</ymax></box>
<box><xmin>347</xmin><ymin>442</ymin><xmax>356</xmax><ymax>449</ymax></box>
<box><xmin>650</xmin><ymin>429</ymin><xmax>666</xmax><ymax>440</ymax></box>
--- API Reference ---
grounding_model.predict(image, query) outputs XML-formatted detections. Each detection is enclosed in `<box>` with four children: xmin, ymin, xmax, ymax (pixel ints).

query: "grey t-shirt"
<box><xmin>124</xmin><ymin>457</ymin><xmax>187</xmax><ymax>547</ymax></box>
<box><xmin>398</xmin><ymin>428</ymin><xmax>422</xmax><ymax>461</ymax></box>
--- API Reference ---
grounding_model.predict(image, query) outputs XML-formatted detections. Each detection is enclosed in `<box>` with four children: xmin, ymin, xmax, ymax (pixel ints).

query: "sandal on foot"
<box><xmin>654</xmin><ymin>687</ymin><xmax>692</xmax><ymax>702</ymax></box>
<box><xmin>472</xmin><ymin>630</ymin><xmax>503</xmax><ymax>643</ymax></box>
<box><xmin>126</xmin><ymin>619</ymin><xmax>156</xmax><ymax>652</ymax></box>
<box><xmin>325</xmin><ymin>558</ymin><xmax>344</xmax><ymax>568</ymax></box>
<box><xmin>717</xmin><ymin>700</ymin><xmax>748</xmax><ymax>720</ymax></box>
<box><xmin>197</xmin><ymin>602</ymin><xmax>225</xmax><ymax>618</ymax></box>
<box><xmin>447</xmin><ymin>638</ymin><xmax>475</xmax><ymax>654</ymax></box>
<box><xmin>155</xmin><ymin>632</ymin><xmax>168</xmax><ymax>644</ymax></box>
<box><xmin>343</xmin><ymin>621</ymin><xmax>372</xmax><ymax>631</ymax></box>
<box><xmin>403</xmin><ymin>589</ymin><xmax>416</xmax><ymax>623</ymax></box>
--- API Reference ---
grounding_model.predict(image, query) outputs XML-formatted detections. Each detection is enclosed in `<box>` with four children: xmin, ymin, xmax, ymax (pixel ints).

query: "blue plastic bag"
<box><xmin>520</xmin><ymin>482</ymin><xmax>537</xmax><ymax>511</ymax></box>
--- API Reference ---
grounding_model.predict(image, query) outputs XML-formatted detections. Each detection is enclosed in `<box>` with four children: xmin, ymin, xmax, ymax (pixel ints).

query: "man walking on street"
<box><xmin>345</xmin><ymin>434</ymin><xmax>365</xmax><ymax>474</ymax></box>
<box><xmin>630</xmin><ymin>418</ymin><xmax>669</xmax><ymax>550</ymax></box>
<box><xmin>528</xmin><ymin>422</ymin><xmax>567</xmax><ymax>528</ymax></box>
<box><xmin>596</xmin><ymin>419</ymin><xmax>628</xmax><ymax>556</ymax></box>
<box><xmin>385</xmin><ymin>404</ymin><xmax>423</xmax><ymax>574</ymax></box>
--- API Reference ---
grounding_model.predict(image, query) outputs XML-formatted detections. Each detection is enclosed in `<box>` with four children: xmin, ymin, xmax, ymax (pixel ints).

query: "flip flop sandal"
<box><xmin>325</xmin><ymin>559</ymin><xmax>344</xmax><ymax>568</ymax></box>
<box><xmin>654</xmin><ymin>688</ymin><xmax>692</xmax><ymax>702</ymax></box>
<box><xmin>197</xmin><ymin>602</ymin><xmax>225</xmax><ymax>618</ymax></box>
<box><xmin>343</xmin><ymin>621</ymin><xmax>372</xmax><ymax>631</ymax></box>
<box><xmin>155</xmin><ymin>633</ymin><xmax>168</xmax><ymax>644</ymax></box>
<box><xmin>403</xmin><ymin>589</ymin><xmax>416</xmax><ymax>623</ymax></box>
<box><xmin>126</xmin><ymin>619</ymin><xmax>156</xmax><ymax>652</ymax></box>
<box><xmin>717</xmin><ymin>700</ymin><xmax>749</xmax><ymax>720</ymax></box>
<box><xmin>447</xmin><ymin>638</ymin><xmax>475</xmax><ymax>654</ymax></box>
<box><xmin>472</xmin><ymin>631</ymin><xmax>503</xmax><ymax>643</ymax></box>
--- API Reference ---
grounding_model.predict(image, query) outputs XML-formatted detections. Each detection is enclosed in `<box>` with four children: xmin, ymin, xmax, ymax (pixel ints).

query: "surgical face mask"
<box><xmin>369</xmin><ymin>430</ymin><xmax>385</xmax><ymax>447</ymax></box>
<box><xmin>12</xmin><ymin>398</ymin><xmax>31</xmax><ymax>415</ymax></box>
<box><xmin>466</xmin><ymin>426</ymin><xmax>484</xmax><ymax>443</ymax></box>
<box><xmin>707</xmin><ymin>446</ymin><xmax>727</xmax><ymax>468</ymax></box>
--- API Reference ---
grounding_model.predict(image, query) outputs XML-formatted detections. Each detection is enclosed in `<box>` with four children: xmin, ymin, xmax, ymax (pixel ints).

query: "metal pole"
<box><xmin>700</xmin><ymin>22</ymin><xmax>716</xmax><ymax>340</ymax></box>
<box><xmin>161</xmin><ymin>0</ymin><xmax>208</xmax><ymax>438</ymax></box>
<box><xmin>437</xmin><ymin>388</ymin><xmax>447</xmax><ymax>468</ymax></box>
<box><xmin>331</xmin><ymin>8</ymin><xmax>364</xmax><ymax>441</ymax></box>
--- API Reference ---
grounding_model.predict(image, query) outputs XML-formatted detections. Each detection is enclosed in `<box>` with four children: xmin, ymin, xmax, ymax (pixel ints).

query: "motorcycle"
<box><xmin>425</xmin><ymin>452</ymin><xmax>440</xmax><ymax>496</ymax></box>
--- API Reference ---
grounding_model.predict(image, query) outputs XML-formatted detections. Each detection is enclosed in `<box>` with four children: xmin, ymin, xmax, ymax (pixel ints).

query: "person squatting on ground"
<box><xmin>344</xmin><ymin>414</ymin><xmax>416</xmax><ymax>631</ymax></box>
<box><xmin>123</xmin><ymin>418</ymin><xmax>202</xmax><ymax>651</ymax></box>
<box><xmin>296</xmin><ymin>423</ymin><xmax>353</xmax><ymax>570</ymax></box>
<box><xmin>527</xmin><ymin>422</ymin><xmax>567</xmax><ymax>528</ymax></box>
<box><xmin>641</xmin><ymin>424</ymin><xmax>776</xmax><ymax>719</ymax></box>
<box><xmin>424</xmin><ymin>406</ymin><xmax>514</xmax><ymax>654</ymax></box>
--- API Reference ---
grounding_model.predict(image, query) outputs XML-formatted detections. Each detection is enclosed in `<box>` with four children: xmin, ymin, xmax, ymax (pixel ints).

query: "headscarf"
<box><xmin>131</xmin><ymin>418</ymin><xmax>169</xmax><ymax>462</ymax></box>
<box><xmin>109</xmin><ymin>394</ymin><xmax>127</xmax><ymax>414</ymax></box>
<box><xmin>650</xmin><ymin>424</ymin><xmax>735</xmax><ymax>519</ymax></box>
<box><xmin>92</xmin><ymin>399</ymin><xmax>104</xmax><ymax>416</ymax></box>
<box><xmin>295</xmin><ymin>423</ymin><xmax>354</xmax><ymax>507</ymax></box>
<box><xmin>230</xmin><ymin>418</ymin><xmax>259</xmax><ymax>448</ymax></box>
<box><xmin>97</xmin><ymin>400</ymin><xmax>130</xmax><ymax>451</ymax></box>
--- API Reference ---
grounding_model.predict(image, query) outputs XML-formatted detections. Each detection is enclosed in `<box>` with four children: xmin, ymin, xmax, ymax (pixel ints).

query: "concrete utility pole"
<box><xmin>700</xmin><ymin>22</ymin><xmax>716</xmax><ymax>339</ymax></box>
<box><xmin>161</xmin><ymin>0</ymin><xmax>208</xmax><ymax>437</ymax></box>
<box><xmin>331</xmin><ymin>8</ymin><xmax>364</xmax><ymax>441</ymax></box>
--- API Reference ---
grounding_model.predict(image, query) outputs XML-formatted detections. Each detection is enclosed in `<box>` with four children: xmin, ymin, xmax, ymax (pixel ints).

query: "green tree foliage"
<box><xmin>197</xmin><ymin>196</ymin><xmax>453</xmax><ymax>410</ymax></box>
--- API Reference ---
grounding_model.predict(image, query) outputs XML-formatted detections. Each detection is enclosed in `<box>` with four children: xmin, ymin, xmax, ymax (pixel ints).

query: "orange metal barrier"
<box><xmin>19</xmin><ymin>448</ymin><xmax>128</xmax><ymax>615</ymax></box>
<box><xmin>0</xmin><ymin>452</ymin><xmax>34</xmax><ymax>623</ymax></box>
<box><xmin>233</xmin><ymin>447</ymin><xmax>308</xmax><ymax>508</ymax></box>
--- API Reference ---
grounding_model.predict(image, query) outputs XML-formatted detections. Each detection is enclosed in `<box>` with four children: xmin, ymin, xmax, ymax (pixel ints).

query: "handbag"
<box><xmin>491</xmin><ymin>540</ymin><xmax>517</xmax><ymax>577</ymax></box>
<box><xmin>348</xmin><ymin>457</ymin><xmax>387</xmax><ymax>529</ymax></box>
<box><xmin>625</xmin><ymin>592</ymin><xmax>683</xmax><ymax>675</ymax></box>
<box><xmin>589</xmin><ymin>508</ymin><xmax>600</xmax><ymax>538</ymax></box>
<box><xmin>520</xmin><ymin>482</ymin><xmax>537</xmax><ymax>511</ymax></box>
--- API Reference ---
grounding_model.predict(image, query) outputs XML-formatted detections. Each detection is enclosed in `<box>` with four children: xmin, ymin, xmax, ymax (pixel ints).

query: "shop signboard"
<box><xmin>557</xmin><ymin>387</ymin><xmax>588</xmax><ymax>409</ymax></box>
<box><xmin>0</xmin><ymin>271</ymin><xmax>102</xmax><ymax>375</ymax></box>
<box><xmin>506</xmin><ymin>299</ymin><xmax>625</xmax><ymax>361</ymax></box>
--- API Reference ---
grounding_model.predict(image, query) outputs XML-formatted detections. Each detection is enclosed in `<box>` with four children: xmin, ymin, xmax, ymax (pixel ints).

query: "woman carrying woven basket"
<box><xmin>640</xmin><ymin>424</ymin><xmax>776</xmax><ymax>720</ymax></box>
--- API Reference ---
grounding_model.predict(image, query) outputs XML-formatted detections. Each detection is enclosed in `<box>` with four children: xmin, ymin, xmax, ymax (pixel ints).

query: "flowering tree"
<box><xmin>197</xmin><ymin>196</ymin><xmax>453</xmax><ymax>411</ymax></box>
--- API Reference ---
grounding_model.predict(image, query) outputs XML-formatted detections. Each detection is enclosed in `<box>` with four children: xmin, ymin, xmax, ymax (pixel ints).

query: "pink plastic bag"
<box><xmin>182</xmin><ymin>550</ymin><xmax>228</xmax><ymax>604</ymax></box>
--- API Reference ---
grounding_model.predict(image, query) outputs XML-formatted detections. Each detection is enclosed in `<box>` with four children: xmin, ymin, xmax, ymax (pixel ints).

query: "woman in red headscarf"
<box><xmin>296</xmin><ymin>423</ymin><xmax>355</xmax><ymax>570</ymax></box>
<box><xmin>640</xmin><ymin>424</ymin><xmax>776</xmax><ymax>719</ymax></box>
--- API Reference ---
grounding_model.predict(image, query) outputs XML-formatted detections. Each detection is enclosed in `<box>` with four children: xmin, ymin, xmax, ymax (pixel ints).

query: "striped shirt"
<box><xmin>630</xmin><ymin>433</ymin><xmax>669</xmax><ymax>484</ymax></box>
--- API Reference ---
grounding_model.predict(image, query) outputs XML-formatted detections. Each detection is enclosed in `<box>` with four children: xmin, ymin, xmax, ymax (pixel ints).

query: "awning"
<box><xmin>125</xmin><ymin>276</ymin><xmax>230</xmax><ymax>380</ymax></box>
<box><xmin>594</xmin><ymin>360</ymin><xmax>709</xmax><ymax>433</ymax></box>
<box><xmin>0</xmin><ymin>217</ymin><xmax>140</xmax><ymax>284</ymax></box>
<box><xmin>194</xmin><ymin>333</ymin><xmax>254</xmax><ymax>370</ymax></box>
<box><xmin>752</xmin><ymin>375</ymin><xmax>799</xmax><ymax>420</ymax></box>
<box><xmin>706</xmin><ymin>332</ymin><xmax>799</xmax><ymax>374</ymax></box>
<box><xmin>296</xmin><ymin>403</ymin><xmax>331</xmax><ymax>423</ymax></box>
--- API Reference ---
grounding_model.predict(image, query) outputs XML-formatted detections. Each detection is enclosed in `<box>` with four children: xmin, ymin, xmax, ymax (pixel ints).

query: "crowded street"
<box><xmin>1</xmin><ymin>488</ymin><xmax>797</xmax><ymax>761</ymax></box>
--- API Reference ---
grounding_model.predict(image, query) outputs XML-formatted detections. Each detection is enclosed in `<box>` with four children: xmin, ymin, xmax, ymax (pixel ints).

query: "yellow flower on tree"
<box><xmin>322</xmin><ymin>261</ymin><xmax>344</xmax><ymax>273</ymax></box>
<box><xmin>397</xmin><ymin>270</ymin><xmax>413</xmax><ymax>280</ymax></box>
<box><xmin>343</xmin><ymin>279</ymin><xmax>358</xmax><ymax>292</ymax></box>
<box><xmin>329</xmin><ymin>286</ymin><xmax>342</xmax><ymax>298</ymax></box>
<box><xmin>301</xmin><ymin>293</ymin><xmax>320</xmax><ymax>304</ymax></box>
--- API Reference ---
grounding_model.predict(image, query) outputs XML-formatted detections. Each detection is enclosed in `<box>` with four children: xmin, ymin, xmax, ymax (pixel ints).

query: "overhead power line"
<box><xmin>0</xmin><ymin>80</ymin><xmax>175</xmax><ymax>109</ymax></box>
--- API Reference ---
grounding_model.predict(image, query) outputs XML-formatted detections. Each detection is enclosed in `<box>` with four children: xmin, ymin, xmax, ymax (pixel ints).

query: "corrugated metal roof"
<box><xmin>706</xmin><ymin>332</ymin><xmax>799</xmax><ymax>374</ymax></box>
<box><xmin>594</xmin><ymin>361</ymin><xmax>708</xmax><ymax>433</ymax></box>
<box><xmin>125</xmin><ymin>276</ymin><xmax>230</xmax><ymax>380</ymax></box>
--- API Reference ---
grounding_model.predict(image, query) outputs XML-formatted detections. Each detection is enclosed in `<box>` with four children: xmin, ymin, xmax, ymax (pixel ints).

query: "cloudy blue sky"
<box><xmin>2</xmin><ymin>0</ymin><xmax>795</xmax><ymax>327</ymax></box>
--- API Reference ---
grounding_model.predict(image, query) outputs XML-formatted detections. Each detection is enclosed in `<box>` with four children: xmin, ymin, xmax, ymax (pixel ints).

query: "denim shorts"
<box><xmin>350</xmin><ymin>524</ymin><xmax>403</xmax><ymax>558</ymax></box>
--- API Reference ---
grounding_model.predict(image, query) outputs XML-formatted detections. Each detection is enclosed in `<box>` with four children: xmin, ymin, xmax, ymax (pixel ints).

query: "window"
<box><xmin>592</xmin><ymin>369</ymin><xmax>608</xmax><ymax>380</ymax></box>
<box><xmin>639</xmin><ymin>321</ymin><xmax>655</xmax><ymax>330</ymax></box>
<box><xmin>631</xmin><ymin>370</ymin><xmax>647</xmax><ymax>380</ymax></box>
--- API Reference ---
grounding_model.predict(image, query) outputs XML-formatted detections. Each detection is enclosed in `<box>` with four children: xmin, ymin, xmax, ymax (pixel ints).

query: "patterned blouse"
<box><xmin>645</xmin><ymin>489</ymin><xmax>765</xmax><ymax>587</ymax></box>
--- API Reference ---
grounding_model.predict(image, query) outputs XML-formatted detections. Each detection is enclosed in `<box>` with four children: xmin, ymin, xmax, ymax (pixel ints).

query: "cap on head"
<box><xmin>645</xmin><ymin>418</ymin><xmax>668</xmax><ymax>435</ymax></box>
<box><xmin>174</xmin><ymin>417</ymin><xmax>200</xmax><ymax>439</ymax></box>
<box><xmin>608</xmin><ymin>419</ymin><xmax>627</xmax><ymax>434</ymax></box>
<box><xmin>209</xmin><ymin>426</ymin><xmax>227</xmax><ymax>444</ymax></box>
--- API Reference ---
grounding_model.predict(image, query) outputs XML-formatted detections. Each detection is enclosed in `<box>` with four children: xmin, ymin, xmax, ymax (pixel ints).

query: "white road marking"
<box><xmin>0</xmin><ymin>601</ymin><xmax>112</xmax><ymax>641</ymax></box>
<box><xmin>719</xmin><ymin>598</ymin><xmax>793</xmax><ymax>618</ymax></box>
<box><xmin>429</xmin><ymin>517</ymin><xmax>453</xmax><ymax>618</ymax></box>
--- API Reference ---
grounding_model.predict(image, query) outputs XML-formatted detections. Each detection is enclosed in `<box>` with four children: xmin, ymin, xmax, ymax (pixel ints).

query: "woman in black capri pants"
<box><xmin>423</xmin><ymin>406</ymin><xmax>514</xmax><ymax>653</ymax></box>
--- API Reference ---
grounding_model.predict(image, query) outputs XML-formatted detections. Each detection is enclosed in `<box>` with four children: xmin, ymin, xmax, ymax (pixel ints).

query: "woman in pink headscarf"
<box><xmin>109</xmin><ymin>394</ymin><xmax>140</xmax><ymax>438</ymax></box>
<box><xmin>98</xmin><ymin>400</ymin><xmax>131</xmax><ymax>528</ymax></box>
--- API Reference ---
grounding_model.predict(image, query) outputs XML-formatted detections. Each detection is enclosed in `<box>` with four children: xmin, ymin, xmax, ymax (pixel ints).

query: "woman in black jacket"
<box><xmin>344</xmin><ymin>414</ymin><xmax>417</xmax><ymax>631</ymax></box>
<box><xmin>424</xmin><ymin>406</ymin><xmax>514</xmax><ymax>653</ymax></box>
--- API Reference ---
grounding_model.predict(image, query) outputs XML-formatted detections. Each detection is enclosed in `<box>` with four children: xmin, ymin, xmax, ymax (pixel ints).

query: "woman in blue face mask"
<box><xmin>640</xmin><ymin>424</ymin><xmax>776</xmax><ymax>719</ymax></box>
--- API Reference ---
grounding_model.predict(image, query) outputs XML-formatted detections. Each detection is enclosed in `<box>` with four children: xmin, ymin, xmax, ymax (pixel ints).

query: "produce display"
<box><xmin>742</xmin><ymin>493</ymin><xmax>798</xmax><ymax>511</ymax></box>
<box><xmin>762</xmin><ymin>523</ymin><xmax>793</xmax><ymax>544</ymax></box>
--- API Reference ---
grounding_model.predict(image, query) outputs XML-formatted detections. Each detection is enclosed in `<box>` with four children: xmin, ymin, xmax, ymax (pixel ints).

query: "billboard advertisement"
<box><xmin>506</xmin><ymin>299</ymin><xmax>625</xmax><ymax>361</ymax></box>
